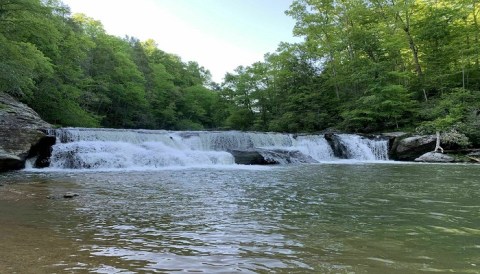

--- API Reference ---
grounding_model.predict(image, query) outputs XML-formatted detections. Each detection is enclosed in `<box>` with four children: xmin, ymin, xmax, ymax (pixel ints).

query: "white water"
<box><xmin>45</xmin><ymin>128</ymin><xmax>389</xmax><ymax>170</ymax></box>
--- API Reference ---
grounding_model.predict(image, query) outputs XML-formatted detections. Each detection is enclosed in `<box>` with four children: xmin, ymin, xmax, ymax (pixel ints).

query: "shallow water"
<box><xmin>0</xmin><ymin>163</ymin><xmax>479</xmax><ymax>273</ymax></box>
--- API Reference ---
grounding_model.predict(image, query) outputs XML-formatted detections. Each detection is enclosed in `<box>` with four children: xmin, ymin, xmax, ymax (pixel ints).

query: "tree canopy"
<box><xmin>0</xmin><ymin>0</ymin><xmax>224</xmax><ymax>130</ymax></box>
<box><xmin>219</xmin><ymin>0</ymin><xmax>480</xmax><ymax>146</ymax></box>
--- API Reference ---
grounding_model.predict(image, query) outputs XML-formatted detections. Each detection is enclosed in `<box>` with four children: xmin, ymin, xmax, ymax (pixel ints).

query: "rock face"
<box><xmin>389</xmin><ymin>135</ymin><xmax>436</xmax><ymax>161</ymax></box>
<box><xmin>0</xmin><ymin>92</ymin><xmax>53</xmax><ymax>172</ymax></box>
<box><xmin>415</xmin><ymin>152</ymin><xmax>455</xmax><ymax>163</ymax></box>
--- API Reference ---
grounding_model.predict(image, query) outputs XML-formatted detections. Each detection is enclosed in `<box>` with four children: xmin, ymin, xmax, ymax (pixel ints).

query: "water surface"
<box><xmin>0</xmin><ymin>163</ymin><xmax>479</xmax><ymax>273</ymax></box>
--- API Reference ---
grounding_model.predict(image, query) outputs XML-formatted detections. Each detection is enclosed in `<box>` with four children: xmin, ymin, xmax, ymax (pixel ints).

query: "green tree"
<box><xmin>0</xmin><ymin>0</ymin><xmax>54</xmax><ymax>98</ymax></box>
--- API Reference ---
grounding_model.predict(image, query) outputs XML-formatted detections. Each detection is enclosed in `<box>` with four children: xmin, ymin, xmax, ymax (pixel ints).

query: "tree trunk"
<box><xmin>434</xmin><ymin>131</ymin><xmax>444</xmax><ymax>153</ymax></box>
<box><xmin>330</xmin><ymin>52</ymin><xmax>340</xmax><ymax>99</ymax></box>
<box><xmin>473</xmin><ymin>0</ymin><xmax>480</xmax><ymax>67</ymax></box>
<box><xmin>404</xmin><ymin>27</ymin><xmax>423</xmax><ymax>77</ymax></box>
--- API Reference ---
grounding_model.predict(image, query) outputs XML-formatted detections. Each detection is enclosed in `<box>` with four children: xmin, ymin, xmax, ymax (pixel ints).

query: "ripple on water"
<box><xmin>1</xmin><ymin>164</ymin><xmax>479</xmax><ymax>273</ymax></box>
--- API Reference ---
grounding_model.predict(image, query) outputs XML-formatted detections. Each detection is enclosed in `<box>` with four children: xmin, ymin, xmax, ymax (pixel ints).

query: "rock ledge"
<box><xmin>0</xmin><ymin>93</ymin><xmax>53</xmax><ymax>172</ymax></box>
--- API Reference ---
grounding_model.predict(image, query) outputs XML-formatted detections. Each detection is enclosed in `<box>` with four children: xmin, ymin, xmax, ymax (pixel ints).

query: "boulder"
<box><xmin>389</xmin><ymin>135</ymin><xmax>436</xmax><ymax>161</ymax></box>
<box><xmin>258</xmin><ymin>148</ymin><xmax>317</xmax><ymax>164</ymax></box>
<box><xmin>229</xmin><ymin>148</ymin><xmax>317</xmax><ymax>165</ymax></box>
<box><xmin>324</xmin><ymin>133</ymin><xmax>350</xmax><ymax>159</ymax></box>
<box><xmin>381</xmin><ymin>132</ymin><xmax>408</xmax><ymax>150</ymax></box>
<box><xmin>0</xmin><ymin>92</ymin><xmax>53</xmax><ymax>172</ymax></box>
<box><xmin>414</xmin><ymin>152</ymin><xmax>455</xmax><ymax>163</ymax></box>
<box><xmin>229</xmin><ymin>150</ymin><xmax>278</xmax><ymax>165</ymax></box>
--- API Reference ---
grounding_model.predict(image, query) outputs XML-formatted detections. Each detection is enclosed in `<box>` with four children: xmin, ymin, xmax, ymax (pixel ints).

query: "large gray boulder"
<box><xmin>0</xmin><ymin>93</ymin><xmax>53</xmax><ymax>172</ymax></box>
<box><xmin>389</xmin><ymin>135</ymin><xmax>436</xmax><ymax>161</ymax></box>
<box><xmin>414</xmin><ymin>152</ymin><xmax>455</xmax><ymax>163</ymax></box>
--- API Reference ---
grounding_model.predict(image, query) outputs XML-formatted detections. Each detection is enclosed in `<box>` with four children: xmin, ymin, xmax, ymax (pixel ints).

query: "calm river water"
<box><xmin>0</xmin><ymin>163</ymin><xmax>479</xmax><ymax>273</ymax></box>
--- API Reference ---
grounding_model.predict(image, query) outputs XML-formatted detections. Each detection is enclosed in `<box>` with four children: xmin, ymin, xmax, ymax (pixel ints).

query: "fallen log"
<box><xmin>466</xmin><ymin>156</ymin><xmax>480</xmax><ymax>163</ymax></box>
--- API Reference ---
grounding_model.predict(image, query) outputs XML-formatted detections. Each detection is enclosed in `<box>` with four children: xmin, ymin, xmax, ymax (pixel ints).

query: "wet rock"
<box><xmin>229</xmin><ymin>148</ymin><xmax>317</xmax><ymax>165</ymax></box>
<box><xmin>0</xmin><ymin>92</ymin><xmax>53</xmax><ymax>172</ymax></box>
<box><xmin>229</xmin><ymin>150</ymin><xmax>278</xmax><ymax>165</ymax></box>
<box><xmin>28</xmin><ymin>135</ymin><xmax>56</xmax><ymax>168</ymax></box>
<box><xmin>0</xmin><ymin>153</ymin><xmax>24</xmax><ymax>171</ymax></box>
<box><xmin>414</xmin><ymin>152</ymin><xmax>455</xmax><ymax>163</ymax></box>
<box><xmin>258</xmin><ymin>148</ymin><xmax>317</xmax><ymax>164</ymax></box>
<box><xmin>389</xmin><ymin>135</ymin><xmax>436</xmax><ymax>161</ymax></box>
<box><xmin>47</xmin><ymin>193</ymin><xmax>80</xmax><ymax>199</ymax></box>
<box><xmin>63</xmin><ymin>192</ymin><xmax>79</xmax><ymax>199</ymax></box>
<box><xmin>324</xmin><ymin>133</ymin><xmax>350</xmax><ymax>159</ymax></box>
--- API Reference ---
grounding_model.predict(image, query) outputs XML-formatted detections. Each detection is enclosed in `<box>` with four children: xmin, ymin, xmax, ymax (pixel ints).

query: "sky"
<box><xmin>61</xmin><ymin>0</ymin><xmax>301</xmax><ymax>83</ymax></box>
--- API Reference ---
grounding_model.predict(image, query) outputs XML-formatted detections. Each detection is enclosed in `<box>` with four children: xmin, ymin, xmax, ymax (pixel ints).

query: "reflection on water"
<box><xmin>1</xmin><ymin>163</ymin><xmax>479</xmax><ymax>273</ymax></box>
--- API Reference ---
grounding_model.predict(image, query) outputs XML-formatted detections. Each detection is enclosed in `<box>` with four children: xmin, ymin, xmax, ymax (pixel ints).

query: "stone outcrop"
<box><xmin>414</xmin><ymin>152</ymin><xmax>455</xmax><ymax>163</ymax></box>
<box><xmin>389</xmin><ymin>135</ymin><xmax>436</xmax><ymax>161</ymax></box>
<box><xmin>0</xmin><ymin>92</ymin><xmax>53</xmax><ymax>172</ymax></box>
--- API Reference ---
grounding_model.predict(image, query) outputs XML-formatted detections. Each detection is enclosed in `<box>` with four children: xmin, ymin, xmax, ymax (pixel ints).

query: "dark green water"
<box><xmin>0</xmin><ymin>163</ymin><xmax>479</xmax><ymax>273</ymax></box>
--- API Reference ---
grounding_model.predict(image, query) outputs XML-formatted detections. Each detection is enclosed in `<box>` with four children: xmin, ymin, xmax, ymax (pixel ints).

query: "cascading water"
<box><xmin>336</xmin><ymin>134</ymin><xmax>390</xmax><ymax>161</ymax></box>
<box><xmin>45</xmin><ymin>128</ymin><xmax>390</xmax><ymax>170</ymax></box>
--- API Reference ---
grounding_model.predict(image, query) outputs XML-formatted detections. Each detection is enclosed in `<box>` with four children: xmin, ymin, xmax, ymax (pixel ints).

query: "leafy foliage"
<box><xmin>1</xmin><ymin>0</ymin><xmax>479</xmax><ymax>147</ymax></box>
<box><xmin>217</xmin><ymin>0</ymin><xmax>480</xmax><ymax>149</ymax></box>
<box><xmin>0</xmin><ymin>0</ymin><xmax>223</xmax><ymax>129</ymax></box>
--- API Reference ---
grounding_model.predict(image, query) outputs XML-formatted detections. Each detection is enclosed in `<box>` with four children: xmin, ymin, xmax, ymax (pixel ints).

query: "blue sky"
<box><xmin>61</xmin><ymin>0</ymin><xmax>301</xmax><ymax>82</ymax></box>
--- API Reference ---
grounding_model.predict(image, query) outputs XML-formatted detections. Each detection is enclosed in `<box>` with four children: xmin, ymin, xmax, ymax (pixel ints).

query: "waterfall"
<box><xmin>336</xmin><ymin>134</ymin><xmax>390</xmax><ymax>161</ymax></box>
<box><xmin>45</xmin><ymin>128</ymin><xmax>389</xmax><ymax>170</ymax></box>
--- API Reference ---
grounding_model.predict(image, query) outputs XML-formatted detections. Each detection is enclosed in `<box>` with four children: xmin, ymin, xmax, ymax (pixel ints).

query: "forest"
<box><xmin>1</xmin><ymin>0</ymin><xmax>480</xmax><ymax>147</ymax></box>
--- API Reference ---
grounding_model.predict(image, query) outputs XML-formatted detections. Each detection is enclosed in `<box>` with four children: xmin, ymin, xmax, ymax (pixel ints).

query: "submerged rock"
<box><xmin>47</xmin><ymin>193</ymin><xmax>80</xmax><ymax>199</ymax></box>
<box><xmin>414</xmin><ymin>152</ymin><xmax>455</xmax><ymax>163</ymax></box>
<box><xmin>0</xmin><ymin>93</ymin><xmax>53</xmax><ymax>172</ymax></box>
<box><xmin>63</xmin><ymin>192</ymin><xmax>79</xmax><ymax>198</ymax></box>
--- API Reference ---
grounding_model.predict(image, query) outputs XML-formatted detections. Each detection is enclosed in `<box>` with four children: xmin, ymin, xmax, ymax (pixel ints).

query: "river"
<box><xmin>1</xmin><ymin>163</ymin><xmax>478</xmax><ymax>273</ymax></box>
